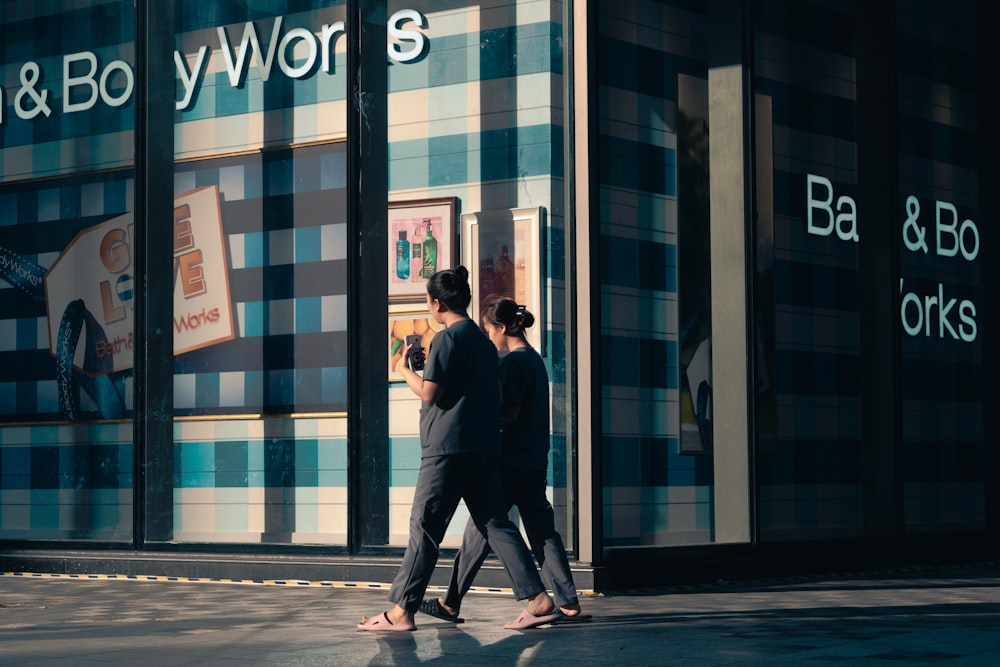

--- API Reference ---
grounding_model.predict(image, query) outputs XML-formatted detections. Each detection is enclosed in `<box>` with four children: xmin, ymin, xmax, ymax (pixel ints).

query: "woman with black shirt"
<box><xmin>358</xmin><ymin>267</ymin><xmax>558</xmax><ymax>631</ymax></box>
<box><xmin>419</xmin><ymin>296</ymin><xmax>589</xmax><ymax>625</ymax></box>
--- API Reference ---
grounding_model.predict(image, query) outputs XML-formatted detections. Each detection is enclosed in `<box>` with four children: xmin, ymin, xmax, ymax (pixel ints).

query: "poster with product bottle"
<box><xmin>387</xmin><ymin>197</ymin><xmax>457</xmax><ymax>302</ymax></box>
<box><xmin>460</xmin><ymin>206</ymin><xmax>543</xmax><ymax>353</ymax></box>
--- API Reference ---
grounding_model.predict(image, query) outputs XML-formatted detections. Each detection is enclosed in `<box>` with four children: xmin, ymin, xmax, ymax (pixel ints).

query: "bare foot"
<box><xmin>559</xmin><ymin>604</ymin><xmax>583</xmax><ymax>617</ymax></box>
<box><xmin>438</xmin><ymin>599</ymin><xmax>461</xmax><ymax>618</ymax></box>
<box><xmin>525</xmin><ymin>592</ymin><xmax>556</xmax><ymax>616</ymax></box>
<box><xmin>362</xmin><ymin>604</ymin><xmax>413</xmax><ymax>626</ymax></box>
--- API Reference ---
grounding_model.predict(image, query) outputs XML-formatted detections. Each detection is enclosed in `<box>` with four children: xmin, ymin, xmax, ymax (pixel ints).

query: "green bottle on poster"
<box><xmin>422</xmin><ymin>219</ymin><xmax>437</xmax><ymax>278</ymax></box>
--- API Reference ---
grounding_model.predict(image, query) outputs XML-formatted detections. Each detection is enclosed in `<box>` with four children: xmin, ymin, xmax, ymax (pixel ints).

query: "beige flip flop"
<box><xmin>357</xmin><ymin>611</ymin><xmax>417</xmax><ymax>632</ymax></box>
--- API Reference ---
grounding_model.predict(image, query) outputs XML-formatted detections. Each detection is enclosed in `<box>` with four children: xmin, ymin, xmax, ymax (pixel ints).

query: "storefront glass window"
<box><xmin>384</xmin><ymin>0</ymin><xmax>572</xmax><ymax>548</ymax></box>
<box><xmin>165</xmin><ymin>1</ymin><xmax>349</xmax><ymax>545</ymax></box>
<box><xmin>896</xmin><ymin>0</ymin><xmax>983</xmax><ymax>531</ymax></box>
<box><xmin>0</xmin><ymin>1</ymin><xmax>136</xmax><ymax>542</ymax></box>
<box><xmin>598</xmin><ymin>1</ymin><xmax>716</xmax><ymax>546</ymax></box>
<box><xmin>753</xmin><ymin>0</ymin><xmax>863</xmax><ymax>540</ymax></box>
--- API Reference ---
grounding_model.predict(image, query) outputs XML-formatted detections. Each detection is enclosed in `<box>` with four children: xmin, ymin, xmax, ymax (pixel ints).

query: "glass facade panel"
<box><xmin>0</xmin><ymin>0</ymin><xmax>995</xmax><ymax>578</ymax></box>
<box><xmin>165</xmin><ymin>1</ymin><xmax>349</xmax><ymax>545</ymax></box>
<box><xmin>896</xmin><ymin>0</ymin><xmax>983</xmax><ymax>531</ymax></box>
<box><xmin>598</xmin><ymin>0</ymin><xmax>716</xmax><ymax>546</ymax></box>
<box><xmin>0</xmin><ymin>1</ymin><xmax>135</xmax><ymax>542</ymax></box>
<box><xmin>753</xmin><ymin>0</ymin><xmax>862</xmax><ymax>540</ymax></box>
<box><xmin>383</xmin><ymin>1</ymin><xmax>571</xmax><ymax>549</ymax></box>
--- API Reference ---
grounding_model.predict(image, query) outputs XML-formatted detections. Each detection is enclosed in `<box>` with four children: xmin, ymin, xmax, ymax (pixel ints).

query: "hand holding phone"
<box><xmin>405</xmin><ymin>334</ymin><xmax>425</xmax><ymax>371</ymax></box>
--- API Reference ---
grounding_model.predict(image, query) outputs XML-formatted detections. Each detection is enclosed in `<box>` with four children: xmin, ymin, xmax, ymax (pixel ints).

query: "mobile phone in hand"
<box><xmin>405</xmin><ymin>334</ymin><xmax>425</xmax><ymax>371</ymax></box>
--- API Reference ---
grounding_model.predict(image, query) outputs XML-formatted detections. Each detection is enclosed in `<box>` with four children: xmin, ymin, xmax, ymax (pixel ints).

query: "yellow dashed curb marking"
<box><xmin>9</xmin><ymin>563</ymin><xmax>995</xmax><ymax>597</ymax></box>
<box><xmin>1</xmin><ymin>571</ymin><xmax>598</xmax><ymax>596</ymax></box>
<box><xmin>1</xmin><ymin>571</ymin><xmax>410</xmax><ymax>590</ymax></box>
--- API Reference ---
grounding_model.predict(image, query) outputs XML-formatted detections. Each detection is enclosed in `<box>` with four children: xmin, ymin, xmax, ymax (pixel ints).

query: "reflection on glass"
<box><xmin>896</xmin><ymin>0</ymin><xmax>983</xmax><ymax>531</ymax></box>
<box><xmin>0</xmin><ymin>1</ymin><xmax>136</xmax><ymax>542</ymax></box>
<box><xmin>168</xmin><ymin>2</ymin><xmax>350</xmax><ymax>546</ymax></box>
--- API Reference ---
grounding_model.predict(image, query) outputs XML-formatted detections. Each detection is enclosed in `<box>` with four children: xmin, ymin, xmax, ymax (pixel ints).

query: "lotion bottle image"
<box><xmin>396</xmin><ymin>230</ymin><xmax>410</xmax><ymax>279</ymax></box>
<box><xmin>421</xmin><ymin>219</ymin><xmax>437</xmax><ymax>278</ymax></box>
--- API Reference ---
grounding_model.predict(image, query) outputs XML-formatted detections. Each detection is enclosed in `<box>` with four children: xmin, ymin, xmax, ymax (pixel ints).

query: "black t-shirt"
<box><xmin>419</xmin><ymin>318</ymin><xmax>501</xmax><ymax>457</ymax></box>
<box><xmin>499</xmin><ymin>346</ymin><xmax>550</xmax><ymax>471</ymax></box>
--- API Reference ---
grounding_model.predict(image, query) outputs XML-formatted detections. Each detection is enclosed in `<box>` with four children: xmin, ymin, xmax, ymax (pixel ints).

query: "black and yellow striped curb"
<box><xmin>1</xmin><ymin>570</ymin><xmax>601</xmax><ymax>596</ymax></box>
<box><xmin>11</xmin><ymin>562</ymin><xmax>993</xmax><ymax>596</ymax></box>
<box><xmin>2</xmin><ymin>571</ymin><xmax>392</xmax><ymax>588</ymax></box>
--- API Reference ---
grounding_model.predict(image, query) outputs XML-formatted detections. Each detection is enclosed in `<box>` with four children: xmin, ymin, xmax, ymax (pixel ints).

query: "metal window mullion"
<box><xmin>133</xmin><ymin>0</ymin><xmax>176</xmax><ymax>546</ymax></box>
<box><xmin>346</xmin><ymin>0</ymin><xmax>389</xmax><ymax>551</ymax></box>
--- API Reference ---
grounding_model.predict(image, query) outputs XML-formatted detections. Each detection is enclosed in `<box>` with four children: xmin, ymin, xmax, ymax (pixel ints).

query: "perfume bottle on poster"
<box><xmin>411</xmin><ymin>224</ymin><xmax>423</xmax><ymax>281</ymax></box>
<box><xmin>422</xmin><ymin>219</ymin><xmax>437</xmax><ymax>279</ymax></box>
<box><xmin>396</xmin><ymin>230</ymin><xmax>410</xmax><ymax>280</ymax></box>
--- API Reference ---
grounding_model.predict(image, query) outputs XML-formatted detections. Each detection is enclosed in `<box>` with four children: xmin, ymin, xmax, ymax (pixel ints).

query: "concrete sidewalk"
<box><xmin>2</xmin><ymin>564</ymin><xmax>1000</xmax><ymax>665</ymax></box>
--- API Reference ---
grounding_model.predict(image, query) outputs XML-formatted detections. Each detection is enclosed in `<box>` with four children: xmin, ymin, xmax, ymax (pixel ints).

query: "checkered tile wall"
<box><xmin>172</xmin><ymin>143</ymin><xmax>349</xmax><ymax>416</ymax></box>
<box><xmin>0</xmin><ymin>1</ymin><xmax>135</xmax><ymax>182</ymax></box>
<box><xmin>383</xmin><ymin>1</ymin><xmax>571</xmax><ymax>546</ymax></box>
<box><xmin>1</xmin><ymin>1</ymin><xmax>573</xmax><ymax>546</ymax></box>
<box><xmin>172</xmin><ymin>417</ymin><xmax>347</xmax><ymax>544</ymax></box>
<box><xmin>0</xmin><ymin>171</ymin><xmax>134</xmax><ymax>420</ymax></box>
<box><xmin>0</xmin><ymin>422</ymin><xmax>133</xmax><ymax>541</ymax></box>
<box><xmin>597</xmin><ymin>0</ymin><xmax>715</xmax><ymax>547</ymax></box>
<box><xmin>895</xmin><ymin>2</ymin><xmax>983</xmax><ymax>530</ymax></box>
<box><xmin>753</xmin><ymin>0</ymin><xmax>865</xmax><ymax>539</ymax></box>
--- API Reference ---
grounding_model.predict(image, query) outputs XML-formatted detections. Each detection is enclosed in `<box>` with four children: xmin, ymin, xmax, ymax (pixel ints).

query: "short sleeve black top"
<box><xmin>498</xmin><ymin>346</ymin><xmax>550</xmax><ymax>471</ymax></box>
<box><xmin>418</xmin><ymin>318</ymin><xmax>501</xmax><ymax>457</ymax></box>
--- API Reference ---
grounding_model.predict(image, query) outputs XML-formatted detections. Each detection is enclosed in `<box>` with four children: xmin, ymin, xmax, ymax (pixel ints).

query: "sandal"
<box><xmin>503</xmin><ymin>608</ymin><xmax>561</xmax><ymax>630</ymax></box>
<box><xmin>357</xmin><ymin>611</ymin><xmax>416</xmax><ymax>632</ymax></box>
<box><xmin>551</xmin><ymin>611</ymin><xmax>593</xmax><ymax>623</ymax></box>
<box><xmin>418</xmin><ymin>598</ymin><xmax>465</xmax><ymax>623</ymax></box>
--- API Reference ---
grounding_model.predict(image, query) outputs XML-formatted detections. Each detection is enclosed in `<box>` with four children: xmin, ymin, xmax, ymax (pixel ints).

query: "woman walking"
<box><xmin>419</xmin><ymin>296</ymin><xmax>589</xmax><ymax>624</ymax></box>
<box><xmin>357</xmin><ymin>268</ymin><xmax>559</xmax><ymax>631</ymax></box>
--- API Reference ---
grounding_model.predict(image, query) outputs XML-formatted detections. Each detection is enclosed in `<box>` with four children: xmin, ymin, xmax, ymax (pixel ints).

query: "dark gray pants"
<box><xmin>443</xmin><ymin>467</ymin><xmax>579</xmax><ymax>609</ymax></box>
<box><xmin>388</xmin><ymin>453</ymin><xmax>545</xmax><ymax>613</ymax></box>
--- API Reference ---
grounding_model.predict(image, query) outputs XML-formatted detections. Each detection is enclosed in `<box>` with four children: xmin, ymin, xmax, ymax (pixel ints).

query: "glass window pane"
<box><xmin>753</xmin><ymin>0</ymin><xmax>863</xmax><ymax>540</ymax></box>
<box><xmin>597</xmin><ymin>1</ymin><xmax>716</xmax><ymax>547</ymax></box>
<box><xmin>162</xmin><ymin>1</ymin><xmax>349</xmax><ymax>546</ymax></box>
<box><xmin>383</xmin><ymin>1</ymin><xmax>572</xmax><ymax>548</ymax></box>
<box><xmin>0</xmin><ymin>1</ymin><xmax>136</xmax><ymax>542</ymax></box>
<box><xmin>896</xmin><ymin>0</ymin><xmax>983</xmax><ymax>531</ymax></box>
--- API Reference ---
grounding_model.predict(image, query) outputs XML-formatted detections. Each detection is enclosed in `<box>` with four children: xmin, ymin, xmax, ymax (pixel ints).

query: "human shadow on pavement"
<box><xmin>366</xmin><ymin>624</ymin><xmax>564</xmax><ymax>665</ymax></box>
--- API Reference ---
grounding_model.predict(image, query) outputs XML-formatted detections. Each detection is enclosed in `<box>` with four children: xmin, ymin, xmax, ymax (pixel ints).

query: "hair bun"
<box><xmin>454</xmin><ymin>265</ymin><xmax>469</xmax><ymax>283</ymax></box>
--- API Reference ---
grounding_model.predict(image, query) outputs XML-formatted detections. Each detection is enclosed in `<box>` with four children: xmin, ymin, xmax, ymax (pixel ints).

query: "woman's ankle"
<box><xmin>526</xmin><ymin>592</ymin><xmax>555</xmax><ymax>615</ymax></box>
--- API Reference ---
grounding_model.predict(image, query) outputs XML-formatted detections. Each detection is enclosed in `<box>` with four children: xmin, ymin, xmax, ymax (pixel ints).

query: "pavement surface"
<box><xmin>2</xmin><ymin>563</ymin><xmax>1000</xmax><ymax>666</ymax></box>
